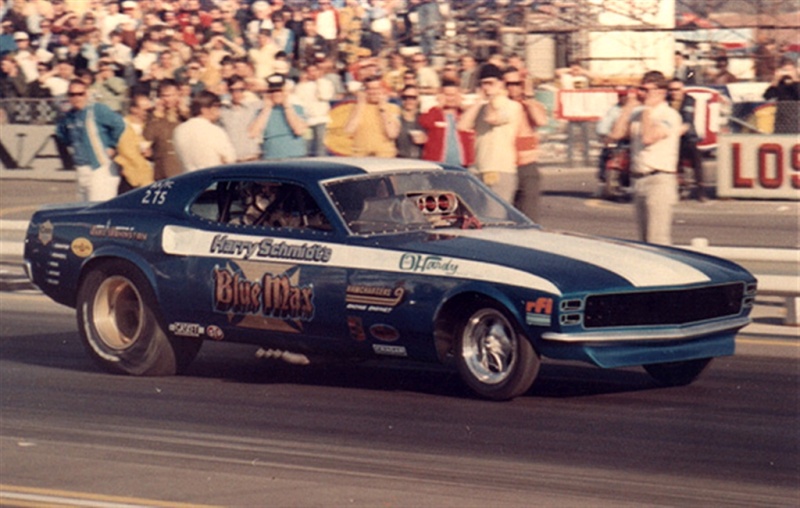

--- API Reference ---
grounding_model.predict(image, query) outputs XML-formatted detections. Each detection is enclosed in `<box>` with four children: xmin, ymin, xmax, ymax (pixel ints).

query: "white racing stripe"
<box><xmin>452</xmin><ymin>229</ymin><xmax>710</xmax><ymax>287</ymax></box>
<box><xmin>161</xmin><ymin>225</ymin><xmax>562</xmax><ymax>295</ymax></box>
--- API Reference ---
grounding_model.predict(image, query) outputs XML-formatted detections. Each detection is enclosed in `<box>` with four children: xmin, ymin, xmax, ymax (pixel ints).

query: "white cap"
<box><xmin>13</xmin><ymin>31</ymin><xmax>29</xmax><ymax>41</ymax></box>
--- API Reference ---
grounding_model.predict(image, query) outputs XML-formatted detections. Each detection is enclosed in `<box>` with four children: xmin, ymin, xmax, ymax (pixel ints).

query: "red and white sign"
<box><xmin>717</xmin><ymin>134</ymin><xmax>800</xmax><ymax>200</ymax></box>
<box><xmin>684</xmin><ymin>86</ymin><xmax>729</xmax><ymax>150</ymax></box>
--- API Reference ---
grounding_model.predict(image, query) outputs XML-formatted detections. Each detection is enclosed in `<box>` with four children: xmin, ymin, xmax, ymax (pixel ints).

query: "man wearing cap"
<box><xmin>12</xmin><ymin>32</ymin><xmax>38</xmax><ymax>83</ymax></box>
<box><xmin>56</xmin><ymin>78</ymin><xmax>126</xmax><ymax>201</ymax></box>
<box><xmin>458</xmin><ymin>63</ymin><xmax>523</xmax><ymax>203</ymax></box>
<box><xmin>173</xmin><ymin>90</ymin><xmax>237</xmax><ymax>172</ymax></box>
<box><xmin>248</xmin><ymin>73</ymin><xmax>308</xmax><ymax>159</ymax></box>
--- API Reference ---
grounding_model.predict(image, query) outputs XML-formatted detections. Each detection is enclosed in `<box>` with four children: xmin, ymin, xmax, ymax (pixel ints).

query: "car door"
<box><xmin>160</xmin><ymin>177</ymin><xmax>353</xmax><ymax>352</ymax></box>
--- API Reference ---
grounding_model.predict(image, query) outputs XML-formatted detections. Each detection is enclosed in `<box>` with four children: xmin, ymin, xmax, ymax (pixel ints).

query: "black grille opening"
<box><xmin>583</xmin><ymin>283</ymin><xmax>744</xmax><ymax>328</ymax></box>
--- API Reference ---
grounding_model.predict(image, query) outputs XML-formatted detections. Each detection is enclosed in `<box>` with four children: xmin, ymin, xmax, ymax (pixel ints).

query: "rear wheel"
<box><xmin>77</xmin><ymin>260</ymin><xmax>201</xmax><ymax>376</ymax></box>
<box><xmin>644</xmin><ymin>358</ymin><xmax>712</xmax><ymax>387</ymax></box>
<box><xmin>455</xmin><ymin>304</ymin><xmax>539</xmax><ymax>400</ymax></box>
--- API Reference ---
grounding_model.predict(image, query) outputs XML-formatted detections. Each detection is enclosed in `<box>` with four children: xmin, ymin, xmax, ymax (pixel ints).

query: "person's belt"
<box><xmin>633</xmin><ymin>170</ymin><xmax>677</xmax><ymax>178</ymax></box>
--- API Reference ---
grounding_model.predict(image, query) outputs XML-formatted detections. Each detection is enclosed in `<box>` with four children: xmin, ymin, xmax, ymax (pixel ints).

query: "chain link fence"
<box><xmin>0</xmin><ymin>98</ymin><xmax>69</xmax><ymax>126</ymax></box>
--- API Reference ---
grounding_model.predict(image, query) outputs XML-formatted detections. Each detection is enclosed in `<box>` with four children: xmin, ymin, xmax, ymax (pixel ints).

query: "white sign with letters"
<box><xmin>717</xmin><ymin>134</ymin><xmax>800</xmax><ymax>200</ymax></box>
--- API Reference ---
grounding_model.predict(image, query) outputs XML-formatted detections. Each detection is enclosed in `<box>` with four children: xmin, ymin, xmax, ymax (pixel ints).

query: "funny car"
<box><xmin>24</xmin><ymin>157</ymin><xmax>756</xmax><ymax>400</ymax></box>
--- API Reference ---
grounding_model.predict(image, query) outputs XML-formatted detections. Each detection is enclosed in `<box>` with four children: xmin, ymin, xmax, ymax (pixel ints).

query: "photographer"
<box><xmin>764</xmin><ymin>58</ymin><xmax>799</xmax><ymax>134</ymax></box>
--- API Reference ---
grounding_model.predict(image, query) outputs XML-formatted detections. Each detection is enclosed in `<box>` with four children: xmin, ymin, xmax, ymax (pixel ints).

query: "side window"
<box><xmin>188</xmin><ymin>181</ymin><xmax>223</xmax><ymax>221</ymax></box>
<box><xmin>189</xmin><ymin>180</ymin><xmax>332</xmax><ymax>232</ymax></box>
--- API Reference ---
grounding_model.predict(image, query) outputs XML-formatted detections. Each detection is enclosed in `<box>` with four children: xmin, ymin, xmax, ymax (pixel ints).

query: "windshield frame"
<box><xmin>321</xmin><ymin>170</ymin><xmax>534</xmax><ymax>237</ymax></box>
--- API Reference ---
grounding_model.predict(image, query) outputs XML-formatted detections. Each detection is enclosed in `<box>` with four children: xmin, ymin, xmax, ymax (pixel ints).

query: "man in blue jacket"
<box><xmin>56</xmin><ymin>79</ymin><xmax>126</xmax><ymax>201</ymax></box>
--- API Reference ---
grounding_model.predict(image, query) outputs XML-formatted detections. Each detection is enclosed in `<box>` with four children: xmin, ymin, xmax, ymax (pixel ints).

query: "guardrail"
<box><xmin>688</xmin><ymin>238</ymin><xmax>800</xmax><ymax>326</ymax></box>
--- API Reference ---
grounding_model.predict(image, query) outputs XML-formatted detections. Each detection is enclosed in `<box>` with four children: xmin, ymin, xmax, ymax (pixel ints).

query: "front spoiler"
<box><xmin>541</xmin><ymin>316</ymin><xmax>751</xmax><ymax>343</ymax></box>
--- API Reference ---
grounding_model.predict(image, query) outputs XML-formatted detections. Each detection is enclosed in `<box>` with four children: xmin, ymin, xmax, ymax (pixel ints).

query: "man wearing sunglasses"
<box><xmin>505</xmin><ymin>66</ymin><xmax>548</xmax><ymax>221</ymax></box>
<box><xmin>56</xmin><ymin>79</ymin><xmax>126</xmax><ymax>202</ymax></box>
<box><xmin>610</xmin><ymin>70</ymin><xmax>682</xmax><ymax>246</ymax></box>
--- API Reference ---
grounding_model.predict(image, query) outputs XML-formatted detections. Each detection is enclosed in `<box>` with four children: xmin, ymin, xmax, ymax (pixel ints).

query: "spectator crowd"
<box><xmin>0</xmin><ymin>0</ymin><xmax>798</xmax><ymax>239</ymax></box>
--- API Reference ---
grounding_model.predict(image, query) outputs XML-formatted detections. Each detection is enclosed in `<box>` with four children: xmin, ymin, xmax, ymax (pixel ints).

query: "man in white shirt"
<box><xmin>173</xmin><ymin>91</ymin><xmax>237</xmax><ymax>172</ymax></box>
<box><xmin>220</xmin><ymin>76</ymin><xmax>261</xmax><ymax>162</ymax></box>
<box><xmin>458</xmin><ymin>63</ymin><xmax>523</xmax><ymax>203</ymax></box>
<box><xmin>292</xmin><ymin>61</ymin><xmax>334</xmax><ymax>156</ymax></box>
<box><xmin>610</xmin><ymin>70</ymin><xmax>682</xmax><ymax>245</ymax></box>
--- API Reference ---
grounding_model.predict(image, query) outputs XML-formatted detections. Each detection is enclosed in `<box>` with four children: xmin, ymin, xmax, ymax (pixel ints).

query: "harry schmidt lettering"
<box><xmin>210</xmin><ymin>234</ymin><xmax>332</xmax><ymax>263</ymax></box>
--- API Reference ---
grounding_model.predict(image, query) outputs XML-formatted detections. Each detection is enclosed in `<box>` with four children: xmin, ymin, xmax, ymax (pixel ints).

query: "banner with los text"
<box><xmin>717</xmin><ymin>134</ymin><xmax>800</xmax><ymax>200</ymax></box>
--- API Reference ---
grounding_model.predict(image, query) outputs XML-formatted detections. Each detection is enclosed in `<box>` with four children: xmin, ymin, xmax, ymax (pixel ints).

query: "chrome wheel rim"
<box><xmin>461</xmin><ymin>309</ymin><xmax>517</xmax><ymax>385</ymax></box>
<box><xmin>92</xmin><ymin>275</ymin><xmax>144</xmax><ymax>350</ymax></box>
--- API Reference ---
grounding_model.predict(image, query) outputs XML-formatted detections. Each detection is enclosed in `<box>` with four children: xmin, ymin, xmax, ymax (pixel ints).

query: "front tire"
<box><xmin>77</xmin><ymin>260</ymin><xmax>201</xmax><ymax>376</ymax></box>
<box><xmin>644</xmin><ymin>358</ymin><xmax>712</xmax><ymax>387</ymax></box>
<box><xmin>455</xmin><ymin>304</ymin><xmax>540</xmax><ymax>400</ymax></box>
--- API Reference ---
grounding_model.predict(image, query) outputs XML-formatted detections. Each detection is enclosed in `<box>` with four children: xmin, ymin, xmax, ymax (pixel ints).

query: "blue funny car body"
<box><xmin>24</xmin><ymin>158</ymin><xmax>756</xmax><ymax>399</ymax></box>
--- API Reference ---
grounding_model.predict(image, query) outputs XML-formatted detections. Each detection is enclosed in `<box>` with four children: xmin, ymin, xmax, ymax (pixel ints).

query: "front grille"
<box><xmin>583</xmin><ymin>283</ymin><xmax>744</xmax><ymax>328</ymax></box>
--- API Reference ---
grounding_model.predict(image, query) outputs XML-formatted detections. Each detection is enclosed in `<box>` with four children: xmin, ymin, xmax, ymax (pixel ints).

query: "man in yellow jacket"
<box><xmin>116</xmin><ymin>90</ymin><xmax>155</xmax><ymax>194</ymax></box>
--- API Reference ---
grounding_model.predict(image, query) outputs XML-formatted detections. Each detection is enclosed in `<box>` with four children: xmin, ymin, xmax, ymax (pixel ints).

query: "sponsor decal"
<box><xmin>210</xmin><ymin>234</ymin><xmax>332</xmax><ymax>263</ymax></box>
<box><xmin>345</xmin><ymin>285</ymin><xmax>405</xmax><ymax>313</ymax></box>
<box><xmin>206</xmin><ymin>325</ymin><xmax>224</xmax><ymax>340</ymax></box>
<box><xmin>525</xmin><ymin>297</ymin><xmax>553</xmax><ymax>327</ymax></box>
<box><xmin>213</xmin><ymin>266</ymin><xmax>314</xmax><ymax>321</ymax></box>
<box><xmin>348</xmin><ymin>316</ymin><xmax>366</xmax><ymax>341</ymax></box>
<box><xmin>38</xmin><ymin>221</ymin><xmax>54</xmax><ymax>245</ymax></box>
<box><xmin>90</xmin><ymin>224</ymin><xmax>148</xmax><ymax>241</ymax></box>
<box><xmin>369</xmin><ymin>324</ymin><xmax>400</xmax><ymax>342</ymax></box>
<box><xmin>70</xmin><ymin>237</ymin><xmax>93</xmax><ymax>258</ymax></box>
<box><xmin>399</xmin><ymin>253</ymin><xmax>458</xmax><ymax>274</ymax></box>
<box><xmin>372</xmin><ymin>344</ymin><xmax>407</xmax><ymax>357</ymax></box>
<box><xmin>169</xmin><ymin>322</ymin><xmax>204</xmax><ymax>337</ymax></box>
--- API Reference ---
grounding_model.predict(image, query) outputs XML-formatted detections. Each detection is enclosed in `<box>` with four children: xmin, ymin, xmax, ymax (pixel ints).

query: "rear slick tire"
<box><xmin>455</xmin><ymin>304</ymin><xmax>540</xmax><ymax>401</ymax></box>
<box><xmin>77</xmin><ymin>260</ymin><xmax>201</xmax><ymax>376</ymax></box>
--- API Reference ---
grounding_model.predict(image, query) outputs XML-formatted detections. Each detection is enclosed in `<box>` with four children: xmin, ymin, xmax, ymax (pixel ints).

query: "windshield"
<box><xmin>324</xmin><ymin>170</ymin><xmax>532</xmax><ymax>235</ymax></box>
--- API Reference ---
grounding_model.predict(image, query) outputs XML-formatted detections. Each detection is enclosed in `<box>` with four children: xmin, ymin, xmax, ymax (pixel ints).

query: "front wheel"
<box><xmin>77</xmin><ymin>260</ymin><xmax>201</xmax><ymax>376</ymax></box>
<box><xmin>644</xmin><ymin>358</ymin><xmax>712</xmax><ymax>387</ymax></box>
<box><xmin>455</xmin><ymin>304</ymin><xmax>540</xmax><ymax>400</ymax></box>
